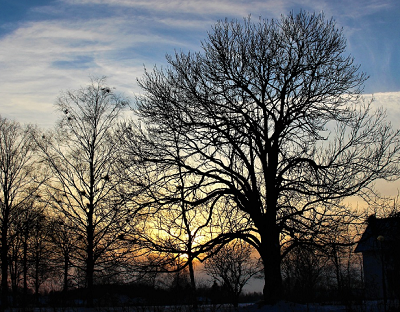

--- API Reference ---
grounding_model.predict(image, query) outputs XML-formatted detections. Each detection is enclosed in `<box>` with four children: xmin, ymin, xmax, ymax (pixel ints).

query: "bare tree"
<box><xmin>321</xmin><ymin>207</ymin><xmax>363</xmax><ymax>302</ymax></box>
<box><xmin>28</xmin><ymin>208</ymin><xmax>54</xmax><ymax>300</ymax></box>
<box><xmin>204</xmin><ymin>239</ymin><xmax>262</xmax><ymax>307</ymax></box>
<box><xmin>281</xmin><ymin>245</ymin><xmax>328</xmax><ymax>303</ymax></box>
<box><xmin>119</xmin><ymin>128</ymin><xmax>255</xmax><ymax>307</ymax></box>
<box><xmin>47</xmin><ymin>214</ymin><xmax>79</xmax><ymax>295</ymax></box>
<box><xmin>139</xmin><ymin>186</ymin><xmax>214</xmax><ymax>308</ymax></box>
<box><xmin>34</xmin><ymin>77</ymin><xmax>132</xmax><ymax>306</ymax></box>
<box><xmin>0</xmin><ymin>117</ymin><xmax>40</xmax><ymax>310</ymax></box>
<box><xmin>7</xmin><ymin>200</ymin><xmax>51</xmax><ymax>305</ymax></box>
<box><xmin>129</xmin><ymin>11</ymin><xmax>400</xmax><ymax>303</ymax></box>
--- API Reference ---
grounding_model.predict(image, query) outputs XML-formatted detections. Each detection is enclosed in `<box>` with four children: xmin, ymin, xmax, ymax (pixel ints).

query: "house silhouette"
<box><xmin>355</xmin><ymin>215</ymin><xmax>400</xmax><ymax>300</ymax></box>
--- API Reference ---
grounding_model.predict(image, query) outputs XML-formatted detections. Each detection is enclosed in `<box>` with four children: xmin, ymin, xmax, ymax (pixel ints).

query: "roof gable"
<box><xmin>355</xmin><ymin>216</ymin><xmax>400</xmax><ymax>253</ymax></box>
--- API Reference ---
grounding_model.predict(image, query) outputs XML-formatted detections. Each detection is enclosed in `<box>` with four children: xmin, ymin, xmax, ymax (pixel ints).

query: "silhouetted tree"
<box><xmin>129</xmin><ymin>11</ymin><xmax>400</xmax><ymax>303</ymax></box>
<box><xmin>0</xmin><ymin>117</ymin><xmax>40</xmax><ymax>310</ymax></box>
<box><xmin>47</xmin><ymin>214</ymin><xmax>79</xmax><ymax>295</ymax></box>
<box><xmin>280</xmin><ymin>203</ymin><xmax>363</xmax><ymax>302</ymax></box>
<box><xmin>322</xmin><ymin>207</ymin><xmax>363</xmax><ymax>302</ymax></box>
<box><xmin>119</xmin><ymin>128</ymin><xmax>256</xmax><ymax>308</ymax></box>
<box><xmin>282</xmin><ymin>245</ymin><xmax>328</xmax><ymax>302</ymax></box>
<box><xmin>28</xmin><ymin>207</ymin><xmax>53</xmax><ymax>300</ymax></box>
<box><xmin>34</xmin><ymin>77</ymin><xmax>132</xmax><ymax>306</ymax></box>
<box><xmin>138</xmin><ymin>190</ymin><xmax>207</xmax><ymax>308</ymax></box>
<box><xmin>7</xmin><ymin>200</ymin><xmax>51</xmax><ymax>305</ymax></box>
<box><xmin>133</xmin><ymin>143</ymin><xmax>215</xmax><ymax>308</ymax></box>
<box><xmin>204</xmin><ymin>239</ymin><xmax>262</xmax><ymax>307</ymax></box>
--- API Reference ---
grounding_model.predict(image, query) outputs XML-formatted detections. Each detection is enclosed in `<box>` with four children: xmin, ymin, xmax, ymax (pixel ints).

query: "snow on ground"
<box><xmin>6</xmin><ymin>300</ymin><xmax>396</xmax><ymax>312</ymax></box>
<box><xmin>239</xmin><ymin>300</ymin><xmax>395</xmax><ymax>312</ymax></box>
<box><xmin>239</xmin><ymin>301</ymin><xmax>346</xmax><ymax>312</ymax></box>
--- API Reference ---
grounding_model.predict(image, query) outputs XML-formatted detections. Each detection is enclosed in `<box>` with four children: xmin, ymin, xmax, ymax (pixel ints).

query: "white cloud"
<box><xmin>0</xmin><ymin>18</ymin><xmax>141</xmax><ymax>127</ymax></box>
<box><xmin>60</xmin><ymin>0</ymin><xmax>398</xmax><ymax>21</ymax></box>
<box><xmin>366</xmin><ymin>92</ymin><xmax>400</xmax><ymax>127</ymax></box>
<box><xmin>0</xmin><ymin>9</ymin><xmax>206</xmax><ymax>126</ymax></box>
<box><xmin>0</xmin><ymin>0</ymin><xmax>398</xmax><ymax>129</ymax></box>
<box><xmin>61</xmin><ymin>0</ymin><xmax>288</xmax><ymax>18</ymax></box>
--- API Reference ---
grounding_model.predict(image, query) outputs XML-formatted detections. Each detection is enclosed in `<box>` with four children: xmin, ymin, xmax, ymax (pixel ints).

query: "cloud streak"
<box><xmin>0</xmin><ymin>0</ymin><xmax>399</xmax><ymax>129</ymax></box>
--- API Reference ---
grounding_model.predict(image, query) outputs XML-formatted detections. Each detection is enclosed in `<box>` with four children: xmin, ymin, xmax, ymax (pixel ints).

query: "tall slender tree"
<box><xmin>35</xmin><ymin>77</ymin><xmax>131</xmax><ymax>306</ymax></box>
<box><xmin>0</xmin><ymin>117</ymin><xmax>39</xmax><ymax>310</ymax></box>
<box><xmin>128</xmin><ymin>12</ymin><xmax>400</xmax><ymax>303</ymax></box>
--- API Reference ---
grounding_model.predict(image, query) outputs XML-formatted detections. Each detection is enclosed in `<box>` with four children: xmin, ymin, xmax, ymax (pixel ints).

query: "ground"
<box><xmin>4</xmin><ymin>300</ymin><xmax>395</xmax><ymax>312</ymax></box>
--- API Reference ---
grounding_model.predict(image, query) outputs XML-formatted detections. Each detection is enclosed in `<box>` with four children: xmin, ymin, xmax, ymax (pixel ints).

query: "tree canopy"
<box><xmin>126</xmin><ymin>11</ymin><xmax>400</xmax><ymax>303</ymax></box>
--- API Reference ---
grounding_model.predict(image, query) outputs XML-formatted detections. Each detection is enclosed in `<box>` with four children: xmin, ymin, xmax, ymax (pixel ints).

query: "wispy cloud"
<box><xmin>0</xmin><ymin>0</ymin><xmax>399</xmax><ymax>128</ymax></box>
<box><xmin>61</xmin><ymin>0</ymin><xmax>288</xmax><ymax>18</ymax></box>
<box><xmin>52</xmin><ymin>55</ymin><xmax>96</xmax><ymax>69</ymax></box>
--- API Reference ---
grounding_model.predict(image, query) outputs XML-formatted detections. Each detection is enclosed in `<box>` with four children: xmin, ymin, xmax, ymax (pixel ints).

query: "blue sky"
<box><xmin>1</xmin><ymin>0</ymin><xmax>400</xmax><ymax>128</ymax></box>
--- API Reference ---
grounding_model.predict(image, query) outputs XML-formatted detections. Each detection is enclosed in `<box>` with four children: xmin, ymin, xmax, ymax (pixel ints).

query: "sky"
<box><xmin>1</xmin><ymin>0</ymin><xmax>400</xmax><ymax>128</ymax></box>
<box><xmin>0</xmin><ymin>1</ymin><xmax>400</xmax><ymax>192</ymax></box>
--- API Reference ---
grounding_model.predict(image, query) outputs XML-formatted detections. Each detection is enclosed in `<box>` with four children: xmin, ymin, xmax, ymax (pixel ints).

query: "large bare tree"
<box><xmin>0</xmin><ymin>117</ymin><xmax>40</xmax><ymax>310</ymax></box>
<box><xmin>35</xmin><ymin>77</ymin><xmax>133</xmax><ymax>306</ymax></box>
<box><xmin>127</xmin><ymin>12</ymin><xmax>400</xmax><ymax>303</ymax></box>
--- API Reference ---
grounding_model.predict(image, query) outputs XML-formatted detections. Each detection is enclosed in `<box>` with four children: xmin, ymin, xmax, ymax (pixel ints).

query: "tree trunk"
<box><xmin>259</xmin><ymin>220</ymin><xmax>282</xmax><ymax>305</ymax></box>
<box><xmin>262</xmin><ymin>249</ymin><xmax>282</xmax><ymax>304</ymax></box>
<box><xmin>188</xmin><ymin>255</ymin><xmax>197</xmax><ymax>309</ymax></box>
<box><xmin>35</xmin><ymin>253</ymin><xmax>40</xmax><ymax>303</ymax></box>
<box><xmin>260</xmin><ymin>134</ymin><xmax>283</xmax><ymax>304</ymax></box>
<box><xmin>63</xmin><ymin>253</ymin><xmax>69</xmax><ymax>293</ymax></box>
<box><xmin>87</xmin><ymin>150</ymin><xmax>95</xmax><ymax>307</ymax></box>
<box><xmin>86</xmin><ymin>219</ymin><xmax>94</xmax><ymax>307</ymax></box>
<box><xmin>1</xmin><ymin>218</ymin><xmax>9</xmax><ymax>311</ymax></box>
<box><xmin>23</xmin><ymin>237</ymin><xmax>28</xmax><ymax>306</ymax></box>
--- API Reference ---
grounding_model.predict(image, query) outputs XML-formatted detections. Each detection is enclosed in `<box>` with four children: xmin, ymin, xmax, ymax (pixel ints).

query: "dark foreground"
<box><xmin>4</xmin><ymin>301</ymin><xmax>399</xmax><ymax>312</ymax></box>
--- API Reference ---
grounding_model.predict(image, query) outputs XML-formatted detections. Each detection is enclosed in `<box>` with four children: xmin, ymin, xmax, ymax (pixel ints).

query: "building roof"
<box><xmin>355</xmin><ymin>215</ymin><xmax>400</xmax><ymax>253</ymax></box>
